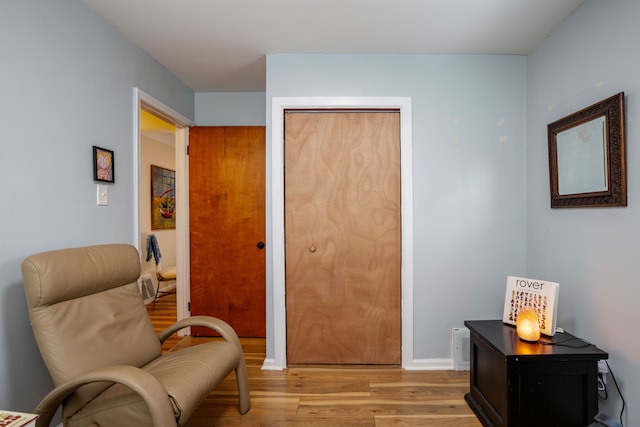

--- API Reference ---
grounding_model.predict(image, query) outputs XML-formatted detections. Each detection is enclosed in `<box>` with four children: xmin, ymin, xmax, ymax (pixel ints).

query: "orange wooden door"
<box><xmin>189</xmin><ymin>126</ymin><xmax>266</xmax><ymax>337</ymax></box>
<box><xmin>284</xmin><ymin>111</ymin><xmax>401</xmax><ymax>364</ymax></box>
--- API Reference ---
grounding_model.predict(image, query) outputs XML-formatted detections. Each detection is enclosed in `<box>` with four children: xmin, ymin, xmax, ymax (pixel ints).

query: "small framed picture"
<box><xmin>93</xmin><ymin>146</ymin><xmax>114</xmax><ymax>183</ymax></box>
<box><xmin>151</xmin><ymin>165</ymin><xmax>176</xmax><ymax>229</ymax></box>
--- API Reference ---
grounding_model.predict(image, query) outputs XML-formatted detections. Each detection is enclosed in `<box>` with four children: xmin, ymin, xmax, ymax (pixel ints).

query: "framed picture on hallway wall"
<box><xmin>151</xmin><ymin>165</ymin><xmax>176</xmax><ymax>229</ymax></box>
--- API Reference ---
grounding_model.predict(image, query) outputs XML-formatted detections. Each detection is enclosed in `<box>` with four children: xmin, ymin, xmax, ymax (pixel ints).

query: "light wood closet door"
<box><xmin>285</xmin><ymin>111</ymin><xmax>401</xmax><ymax>364</ymax></box>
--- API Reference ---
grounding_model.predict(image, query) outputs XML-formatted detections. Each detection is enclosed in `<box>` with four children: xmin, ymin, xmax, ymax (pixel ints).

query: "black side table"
<box><xmin>464</xmin><ymin>320</ymin><xmax>608</xmax><ymax>427</ymax></box>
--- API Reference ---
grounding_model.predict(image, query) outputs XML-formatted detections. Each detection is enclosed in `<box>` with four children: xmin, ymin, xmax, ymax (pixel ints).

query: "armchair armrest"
<box><xmin>34</xmin><ymin>365</ymin><xmax>177</xmax><ymax>427</ymax></box>
<box><xmin>157</xmin><ymin>316</ymin><xmax>242</xmax><ymax>349</ymax></box>
<box><xmin>157</xmin><ymin>316</ymin><xmax>250</xmax><ymax>415</ymax></box>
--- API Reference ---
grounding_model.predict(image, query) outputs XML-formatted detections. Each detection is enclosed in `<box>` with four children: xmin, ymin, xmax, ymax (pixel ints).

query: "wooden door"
<box><xmin>189</xmin><ymin>126</ymin><xmax>266</xmax><ymax>337</ymax></box>
<box><xmin>285</xmin><ymin>111</ymin><xmax>401</xmax><ymax>364</ymax></box>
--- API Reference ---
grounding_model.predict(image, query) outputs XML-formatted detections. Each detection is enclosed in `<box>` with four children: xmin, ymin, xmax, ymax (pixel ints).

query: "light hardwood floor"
<box><xmin>148</xmin><ymin>294</ymin><xmax>481</xmax><ymax>427</ymax></box>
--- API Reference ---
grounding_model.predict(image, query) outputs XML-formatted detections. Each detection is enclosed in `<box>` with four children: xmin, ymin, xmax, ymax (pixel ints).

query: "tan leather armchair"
<box><xmin>22</xmin><ymin>244</ymin><xmax>250</xmax><ymax>427</ymax></box>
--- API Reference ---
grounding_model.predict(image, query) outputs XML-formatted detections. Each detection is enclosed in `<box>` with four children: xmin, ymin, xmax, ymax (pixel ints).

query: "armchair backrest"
<box><xmin>22</xmin><ymin>244</ymin><xmax>162</xmax><ymax>413</ymax></box>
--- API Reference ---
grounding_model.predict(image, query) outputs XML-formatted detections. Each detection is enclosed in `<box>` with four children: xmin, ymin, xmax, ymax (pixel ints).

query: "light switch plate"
<box><xmin>97</xmin><ymin>184</ymin><xmax>109</xmax><ymax>206</ymax></box>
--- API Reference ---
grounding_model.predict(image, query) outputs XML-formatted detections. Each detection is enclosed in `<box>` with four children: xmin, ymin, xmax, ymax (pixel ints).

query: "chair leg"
<box><xmin>153</xmin><ymin>278</ymin><xmax>176</xmax><ymax>303</ymax></box>
<box><xmin>235</xmin><ymin>357</ymin><xmax>251</xmax><ymax>414</ymax></box>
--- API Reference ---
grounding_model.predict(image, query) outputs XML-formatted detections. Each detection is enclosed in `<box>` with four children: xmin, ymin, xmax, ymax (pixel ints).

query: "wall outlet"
<box><xmin>597</xmin><ymin>360</ymin><xmax>608</xmax><ymax>389</ymax></box>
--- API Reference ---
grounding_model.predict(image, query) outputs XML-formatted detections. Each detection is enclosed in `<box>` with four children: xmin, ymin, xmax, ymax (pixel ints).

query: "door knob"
<box><xmin>309</xmin><ymin>245</ymin><xmax>316</xmax><ymax>253</ymax></box>
<box><xmin>257</xmin><ymin>242</ymin><xmax>265</xmax><ymax>250</ymax></box>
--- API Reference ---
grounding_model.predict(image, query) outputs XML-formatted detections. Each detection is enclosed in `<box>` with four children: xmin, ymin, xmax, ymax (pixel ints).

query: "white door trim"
<box><xmin>268</xmin><ymin>96</ymin><xmax>414</xmax><ymax>369</ymax></box>
<box><xmin>133</xmin><ymin>88</ymin><xmax>194</xmax><ymax>325</ymax></box>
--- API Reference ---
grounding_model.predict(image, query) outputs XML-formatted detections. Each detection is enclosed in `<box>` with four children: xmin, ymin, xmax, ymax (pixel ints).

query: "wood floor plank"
<box><xmin>375</xmin><ymin>414</ymin><xmax>481</xmax><ymax>427</ymax></box>
<box><xmin>148</xmin><ymin>293</ymin><xmax>481</xmax><ymax>427</ymax></box>
<box><xmin>189</xmin><ymin>415</ymin><xmax>375</xmax><ymax>427</ymax></box>
<box><xmin>297</xmin><ymin>396</ymin><xmax>472</xmax><ymax>417</ymax></box>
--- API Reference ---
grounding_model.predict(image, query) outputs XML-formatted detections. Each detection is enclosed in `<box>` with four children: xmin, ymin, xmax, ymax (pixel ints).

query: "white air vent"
<box><xmin>140</xmin><ymin>273</ymin><xmax>155</xmax><ymax>303</ymax></box>
<box><xmin>452</xmin><ymin>327</ymin><xmax>470</xmax><ymax>371</ymax></box>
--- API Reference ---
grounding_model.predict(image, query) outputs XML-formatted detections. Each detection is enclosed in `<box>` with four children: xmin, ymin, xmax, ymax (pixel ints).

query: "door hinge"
<box><xmin>187</xmin><ymin>302</ymin><xmax>191</xmax><ymax>311</ymax></box>
<box><xmin>186</xmin><ymin>145</ymin><xmax>189</xmax><ymax>155</ymax></box>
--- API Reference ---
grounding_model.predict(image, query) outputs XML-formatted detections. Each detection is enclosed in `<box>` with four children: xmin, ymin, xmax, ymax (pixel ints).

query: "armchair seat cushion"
<box><xmin>67</xmin><ymin>341</ymin><xmax>240</xmax><ymax>427</ymax></box>
<box><xmin>145</xmin><ymin>341</ymin><xmax>241</xmax><ymax>423</ymax></box>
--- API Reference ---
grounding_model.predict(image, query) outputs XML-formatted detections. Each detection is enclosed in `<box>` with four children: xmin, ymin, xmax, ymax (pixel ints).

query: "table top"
<box><xmin>464</xmin><ymin>320</ymin><xmax>608</xmax><ymax>360</ymax></box>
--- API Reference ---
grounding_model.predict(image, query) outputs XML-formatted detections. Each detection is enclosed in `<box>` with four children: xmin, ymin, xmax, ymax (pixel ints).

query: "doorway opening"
<box><xmin>139</xmin><ymin>109</ymin><xmax>176</xmax><ymax>306</ymax></box>
<box><xmin>134</xmin><ymin>88</ymin><xmax>193</xmax><ymax>326</ymax></box>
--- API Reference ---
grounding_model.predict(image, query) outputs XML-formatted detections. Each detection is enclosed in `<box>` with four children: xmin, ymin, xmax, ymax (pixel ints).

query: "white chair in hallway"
<box><xmin>146</xmin><ymin>233</ymin><xmax>176</xmax><ymax>301</ymax></box>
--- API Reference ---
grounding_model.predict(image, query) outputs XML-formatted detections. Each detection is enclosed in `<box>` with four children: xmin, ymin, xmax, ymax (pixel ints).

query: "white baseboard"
<box><xmin>261</xmin><ymin>357</ymin><xmax>456</xmax><ymax>371</ymax></box>
<box><xmin>261</xmin><ymin>358</ymin><xmax>284</xmax><ymax>370</ymax></box>
<box><xmin>404</xmin><ymin>358</ymin><xmax>454</xmax><ymax>371</ymax></box>
<box><xmin>158</xmin><ymin>283</ymin><xmax>176</xmax><ymax>293</ymax></box>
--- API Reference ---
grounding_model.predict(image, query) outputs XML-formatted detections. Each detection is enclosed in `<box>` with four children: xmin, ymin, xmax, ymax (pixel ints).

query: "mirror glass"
<box><xmin>556</xmin><ymin>116</ymin><xmax>607</xmax><ymax>195</ymax></box>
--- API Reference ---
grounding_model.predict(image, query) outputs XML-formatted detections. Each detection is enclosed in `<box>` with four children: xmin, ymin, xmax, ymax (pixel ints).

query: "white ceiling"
<box><xmin>84</xmin><ymin>0</ymin><xmax>584</xmax><ymax>93</ymax></box>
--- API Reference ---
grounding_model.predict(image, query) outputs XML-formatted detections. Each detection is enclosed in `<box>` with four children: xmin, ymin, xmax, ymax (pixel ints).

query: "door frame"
<box><xmin>133</xmin><ymin>88</ymin><xmax>194</xmax><ymax>325</ymax></box>
<box><xmin>269</xmin><ymin>97</ymin><xmax>414</xmax><ymax>369</ymax></box>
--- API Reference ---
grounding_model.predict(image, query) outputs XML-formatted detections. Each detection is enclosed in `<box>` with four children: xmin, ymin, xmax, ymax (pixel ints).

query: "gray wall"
<box><xmin>195</xmin><ymin>92</ymin><xmax>266</xmax><ymax>126</ymax></box>
<box><xmin>265</xmin><ymin>54</ymin><xmax>527</xmax><ymax>360</ymax></box>
<box><xmin>526</xmin><ymin>0</ymin><xmax>639</xmax><ymax>423</ymax></box>
<box><xmin>0</xmin><ymin>0</ymin><xmax>193</xmax><ymax>411</ymax></box>
<box><xmin>3</xmin><ymin>0</ymin><xmax>635</xmax><ymax>423</ymax></box>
